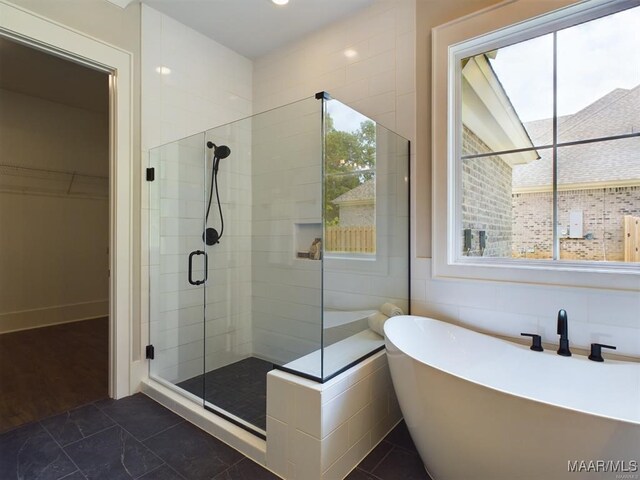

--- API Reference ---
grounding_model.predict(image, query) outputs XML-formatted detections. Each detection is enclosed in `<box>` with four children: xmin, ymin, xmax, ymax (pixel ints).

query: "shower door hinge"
<box><xmin>146</xmin><ymin>168</ymin><xmax>155</xmax><ymax>181</ymax></box>
<box><xmin>145</xmin><ymin>345</ymin><xmax>155</xmax><ymax>360</ymax></box>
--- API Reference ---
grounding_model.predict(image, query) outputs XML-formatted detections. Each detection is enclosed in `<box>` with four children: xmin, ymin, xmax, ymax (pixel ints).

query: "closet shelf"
<box><xmin>0</xmin><ymin>164</ymin><xmax>108</xmax><ymax>198</ymax></box>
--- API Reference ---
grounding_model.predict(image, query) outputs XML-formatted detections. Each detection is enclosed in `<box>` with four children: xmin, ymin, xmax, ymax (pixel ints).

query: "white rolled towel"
<box><xmin>367</xmin><ymin>312</ymin><xmax>389</xmax><ymax>337</ymax></box>
<box><xmin>381</xmin><ymin>302</ymin><xmax>404</xmax><ymax>318</ymax></box>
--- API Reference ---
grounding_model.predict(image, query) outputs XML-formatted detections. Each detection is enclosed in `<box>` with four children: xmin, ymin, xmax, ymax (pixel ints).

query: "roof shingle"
<box><xmin>513</xmin><ymin>85</ymin><xmax>640</xmax><ymax>188</ymax></box>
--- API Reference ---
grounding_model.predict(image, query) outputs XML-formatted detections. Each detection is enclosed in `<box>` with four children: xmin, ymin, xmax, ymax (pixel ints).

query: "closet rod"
<box><xmin>0</xmin><ymin>163</ymin><xmax>108</xmax><ymax>180</ymax></box>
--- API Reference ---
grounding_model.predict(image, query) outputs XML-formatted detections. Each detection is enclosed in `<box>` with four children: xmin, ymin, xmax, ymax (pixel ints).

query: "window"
<box><xmin>433</xmin><ymin>0</ymin><xmax>640</xmax><ymax>290</ymax></box>
<box><xmin>323</xmin><ymin>99</ymin><xmax>376</xmax><ymax>256</ymax></box>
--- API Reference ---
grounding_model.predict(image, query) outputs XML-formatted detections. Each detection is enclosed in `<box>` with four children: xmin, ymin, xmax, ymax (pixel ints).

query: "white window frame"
<box><xmin>432</xmin><ymin>0</ymin><xmax>640</xmax><ymax>291</ymax></box>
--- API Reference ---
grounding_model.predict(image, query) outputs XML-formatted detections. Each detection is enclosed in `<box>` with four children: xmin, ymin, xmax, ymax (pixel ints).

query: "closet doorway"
<box><xmin>0</xmin><ymin>36</ymin><xmax>110</xmax><ymax>432</ymax></box>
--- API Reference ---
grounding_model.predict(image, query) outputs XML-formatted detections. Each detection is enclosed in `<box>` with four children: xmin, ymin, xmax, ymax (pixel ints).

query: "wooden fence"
<box><xmin>624</xmin><ymin>215</ymin><xmax>640</xmax><ymax>262</ymax></box>
<box><xmin>325</xmin><ymin>225</ymin><xmax>375</xmax><ymax>253</ymax></box>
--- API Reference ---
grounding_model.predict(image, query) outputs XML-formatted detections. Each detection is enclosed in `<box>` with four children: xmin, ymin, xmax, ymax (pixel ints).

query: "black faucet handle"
<box><xmin>588</xmin><ymin>343</ymin><xmax>617</xmax><ymax>362</ymax></box>
<box><xmin>521</xmin><ymin>333</ymin><xmax>544</xmax><ymax>352</ymax></box>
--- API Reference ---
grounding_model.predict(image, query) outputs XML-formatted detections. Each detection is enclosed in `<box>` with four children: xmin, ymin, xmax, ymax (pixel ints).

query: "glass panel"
<box><xmin>148</xmin><ymin>132</ymin><xmax>206</xmax><ymax>401</ymax></box>
<box><xmin>556</xmin><ymin>137</ymin><xmax>640</xmax><ymax>262</ymax></box>
<box><xmin>200</xmin><ymin>114</ymin><xmax>262</xmax><ymax>429</ymax></box>
<box><xmin>249</xmin><ymin>96</ymin><xmax>323</xmax><ymax>383</ymax></box>
<box><xmin>463</xmin><ymin>149</ymin><xmax>553</xmax><ymax>260</ymax></box>
<box><xmin>198</xmin><ymin>96</ymin><xmax>322</xmax><ymax>432</ymax></box>
<box><xmin>324</xmin><ymin>100</ymin><xmax>376</xmax><ymax>255</ymax></box>
<box><xmin>462</xmin><ymin>33</ymin><xmax>553</xmax><ymax>155</ymax></box>
<box><xmin>557</xmin><ymin>6</ymin><xmax>640</xmax><ymax>144</ymax></box>
<box><xmin>322</xmin><ymin>98</ymin><xmax>410</xmax><ymax>380</ymax></box>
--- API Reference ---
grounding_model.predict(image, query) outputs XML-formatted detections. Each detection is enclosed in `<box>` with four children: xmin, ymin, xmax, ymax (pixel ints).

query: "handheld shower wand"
<box><xmin>204</xmin><ymin>142</ymin><xmax>231</xmax><ymax>246</ymax></box>
<box><xmin>207</xmin><ymin>142</ymin><xmax>231</xmax><ymax>162</ymax></box>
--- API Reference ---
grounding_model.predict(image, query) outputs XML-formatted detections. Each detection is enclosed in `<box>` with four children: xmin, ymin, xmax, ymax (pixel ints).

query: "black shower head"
<box><xmin>206</xmin><ymin>142</ymin><xmax>231</xmax><ymax>159</ymax></box>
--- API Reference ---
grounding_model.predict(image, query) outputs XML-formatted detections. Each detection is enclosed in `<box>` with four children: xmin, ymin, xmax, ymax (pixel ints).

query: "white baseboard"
<box><xmin>0</xmin><ymin>300</ymin><xmax>109</xmax><ymax>334</ymax></box>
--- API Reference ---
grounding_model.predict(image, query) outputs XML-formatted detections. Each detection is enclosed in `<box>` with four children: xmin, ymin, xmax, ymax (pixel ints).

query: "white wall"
<box><xmin>141</xmin><ymin>5</ymin><xmax>252</xmax><ymax>151</ymax></box>
<box><xmin>250</xmin><ymin>96</ymin><xmax>323</xmax><ymax>369</ymax></box>
<box><xmin>250</xmin><ymin>0</ymin><xmax>414</xmax><ymax>369</ymax></box>
<box><xmin>253</xmin><ymin>0</ymin><xmax>415</xmax><ymax>142</ymax></box>
<box><xmin>253</xmin><ymin>0</ymin><xmax>639</xmax><ymax>360</ymax></box>
<box><xmin>0</xmin><ymin>88</ymin><xmax>109</xmax><ymax>333</ymax></box>
<box><xmin>142</xmin><ymin>5</ymin><xmax>253</xmax><ymax>383</ymax></box>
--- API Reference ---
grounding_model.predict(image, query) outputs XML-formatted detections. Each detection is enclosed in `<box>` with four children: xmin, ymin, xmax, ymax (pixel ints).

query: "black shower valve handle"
<box><xmin>520</xmin><ymin>332</ymin><xmax>544</xmax><ymax>352</ymax></box>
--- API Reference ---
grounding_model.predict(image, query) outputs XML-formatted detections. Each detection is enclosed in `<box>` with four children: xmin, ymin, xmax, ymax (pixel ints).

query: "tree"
<box><xmin>324</xmin><ymin>115</ymin><xmax>375</xmax><ymax>225</ymax></box>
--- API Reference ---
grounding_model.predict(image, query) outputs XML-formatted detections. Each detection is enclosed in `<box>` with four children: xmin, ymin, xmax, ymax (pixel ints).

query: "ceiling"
<box><xmin>0</xmin><ymin>37</ymin><xmax>108</xmax><ymax>113</ymax></box>
<box><xmin>0</xmin><ymin>0</ymin><xmax>375</xmax><ymax>110</ymax></box>
<box><xmin>141</xmin><ymin>0</ymin><xmax>375</xmax><ymax>59</ymax></box>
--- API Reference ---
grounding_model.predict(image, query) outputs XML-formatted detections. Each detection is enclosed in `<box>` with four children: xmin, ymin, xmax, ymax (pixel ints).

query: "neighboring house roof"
<box><xmin>462</xmin><ymin>54</ymin><xmax>538</xmax><ymax>166</ymax></box>
<box><xmin>513</xmin><ymin>85</ymin><xmax>640</xmax><ymax>191</ymax></box>
<box><xmin>333</xmin><ymin>178</ymin><xmax>375</xmax><ymax>205</ymax></box>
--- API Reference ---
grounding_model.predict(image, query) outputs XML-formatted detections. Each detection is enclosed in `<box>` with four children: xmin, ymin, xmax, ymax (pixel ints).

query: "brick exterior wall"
<box><xmin>512</xmin><ymin>186</ymin><xmax>640</xmax><ymax>261</ymax></box>
<box><xmin>461</xmin><ymin>125</ymin><xmax>513</xmax><ymax>257</ymax></box>
<box><xmin>510</xmin><ymin>191</ymin><xmax>553</xmax><ymax>259</ymax></box>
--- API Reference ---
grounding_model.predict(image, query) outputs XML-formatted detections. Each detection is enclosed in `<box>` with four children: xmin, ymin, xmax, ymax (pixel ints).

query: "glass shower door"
<box><xmin>201</xmin><ymin>117</ymin><xmax>268</xmax><ymax>436</ymax></box>
<box><xmin>200</xmin><ymin>97</ymin><xmax>324</xmax><ymax>437</ymax></box>
<box><xmin>148</xmin><ymin>132</ymin><xmax>207</xmax><ymax>402</ymax></box>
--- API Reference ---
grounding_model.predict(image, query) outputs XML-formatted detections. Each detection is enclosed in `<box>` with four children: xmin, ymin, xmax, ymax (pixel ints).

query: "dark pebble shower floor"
<box><xmin>176</xmin><ymin>356</ymin><xmax>273</xmax><ymax>431</ymax></box>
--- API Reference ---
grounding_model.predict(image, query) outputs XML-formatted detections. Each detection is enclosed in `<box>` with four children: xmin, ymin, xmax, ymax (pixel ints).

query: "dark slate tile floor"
<box><xmin>177</xmin><ymin>357</ymin><xmax>273</xmax><ymax>430</ymax></box>
<box><xmin>346</xmin><ymin>421</ymin><xmax>432</xmax><ymax>480</ymax></box>
<box><xmin>0</xmin><ymin>393</ymin><xmax>277</xmax><ymax>480</ymax></box>
<box><xmin>1</xmin><ymin>391</ymin><xmax>429</xmax><ymax>480</ymax></box>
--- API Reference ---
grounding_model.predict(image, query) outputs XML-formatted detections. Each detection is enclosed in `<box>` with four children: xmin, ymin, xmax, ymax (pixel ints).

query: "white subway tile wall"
<box><xmin>251</xmin><ymin>0</ymin><xmax>414</xmax><ymax>369</ymax></box>
<box><xmin>142</xmin><ymin>5</ymin><xmax>253</xmax><ymax>383</ymax></box>
<box><xmin>412</xmin><ymin>258</ymin><xmax>640</xmax><ymax>357</ymax></box>
<box><xmin>142</xmin><ymin>7</ymin><xmax>252</xmax><ymax>150</ymax></box>
<box><xmin>250</xmin><ymin>97</ymin><xmax>324</xmax><ymax>371</ymax></box>
<box><xmin>252</xmin><ymin>0</ymin><xmax>416</xmax><ymax>142</ymax></box>
<box><xmin>266</xmin><ymin>351</ymin><xmax>401</xmax><ymax>480</ymax></box>
<box><xmin>143</xmin><ymin>1</ymin><xmax>417</xmax><ymax>383</ymax></box>
<box><xmin>203</xmin><ymin>117</ymin><xmax>254</xmax><ymax>374</ymax></box>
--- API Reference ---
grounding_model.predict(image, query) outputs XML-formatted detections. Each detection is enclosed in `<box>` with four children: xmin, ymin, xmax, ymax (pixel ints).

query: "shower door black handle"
<box><xmin>188</xmin><ymin>250</ymin><xmax>208</xmax><ymax>286</ymax></box>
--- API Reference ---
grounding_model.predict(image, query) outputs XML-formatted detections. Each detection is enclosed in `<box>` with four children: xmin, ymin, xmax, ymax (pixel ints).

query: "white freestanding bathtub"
<box><xmin>384</xmin><ymin>315</ymin><xmax>640</xmax><ymax>480</ymax></box>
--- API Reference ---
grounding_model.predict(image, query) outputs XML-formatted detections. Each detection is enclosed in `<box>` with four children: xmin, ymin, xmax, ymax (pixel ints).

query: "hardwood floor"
<box><xmin>0</xmin><ymin>317</ymin><xmax>109</xmax><ymax>433</ymax></box>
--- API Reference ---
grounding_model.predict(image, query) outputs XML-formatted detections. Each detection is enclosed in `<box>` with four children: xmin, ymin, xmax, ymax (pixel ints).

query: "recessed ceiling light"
<box><xmin>155</xmin><ymin>66</ymin><xmax>171</xmax><ymax>75</ymax></box>
<box><xmin>272</xmin><ymin>0</ymin><xmax>289</xmax><ymax>5</ymax></box>
<box><xmin>344</xmin><ymin>49</ymin><xmax>358</xmax><ymax>58</ymax></box>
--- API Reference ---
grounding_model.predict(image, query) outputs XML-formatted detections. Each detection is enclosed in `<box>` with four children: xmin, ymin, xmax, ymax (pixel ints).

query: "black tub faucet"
<box><xmin>557</xmin><ymin>309</ymin><xmax>571</xmax><ymax>357</ymax></box>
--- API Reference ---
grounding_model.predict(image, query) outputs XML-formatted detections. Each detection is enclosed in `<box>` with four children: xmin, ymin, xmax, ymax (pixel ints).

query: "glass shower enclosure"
<box><xmin>148</xmin><ymin>93</ymin><xmax>410</xmax><ymax>438</ymax></box>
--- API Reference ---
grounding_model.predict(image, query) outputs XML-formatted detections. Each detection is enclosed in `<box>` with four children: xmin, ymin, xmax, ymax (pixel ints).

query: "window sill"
<box><xmin>324</xmin><ymin>253</ymin><xmax>376</xmax><ymax>262</ymax></box>
<box><xmin>433</xmin><ymin>255</ymin><xmax>640</xmax><ymax>291</ymax></box>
